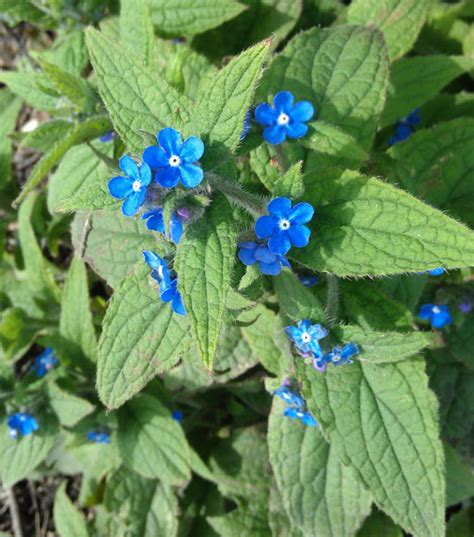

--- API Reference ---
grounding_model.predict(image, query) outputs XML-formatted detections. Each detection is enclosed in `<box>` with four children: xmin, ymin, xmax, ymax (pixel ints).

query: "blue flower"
<box><xmin>403</xmin><ymin>108</ymin><xmax>421</xmax><ymax>127</ymax></box>
<box><xmin>142</xmin><ymin>208</ymin><xmax>184</xmax><ymax>244</ymax></box>
<box><xmin>143</xmin><ymin>251</ymin><xmax>186</xmax><ymax>316</ymax></box>
<box><xmin>108</xmin><ymin>156</ymin><xmax>152</xmax><ymax>216</ymax></box>
<box><xmin>427</xmin><ymin>268</ymin><xmax>445</xmax><ymax>276</ymax></box>
<box><xmin>237</xmin><ymin>241</ymin><xmax>290</xmax><ymax>276</ymax></box>
<box><xmin>172</xmin><ymin>410</ymin><xmax>183</xmax><ymax>422</ymax></box>
<box><xmin>322</xmin><ymin>343</ymin><xmax>359</xmax><ymax>368</ymax></box>
<box><xmin>87</xmin><ymin>431</ymin><xmax>111</xmax><ymax>444</ymax></box>
<box><xmin>255</xmin><ymin>91</ymin><xmax>314</xmax><ymax>145</ymax></box>
<box><xmin>388</xmin><ymin>124</ymin><xmax>412</xmax><ymax>146</ymax></box>
<box><xmin>143</xmin><ymin>127</ymin><xmax>204</xmax><ymax>189</ymax></box>
<box><xmin>255</xmin><ymin>197</ymin><xmax>314</xmax><ymax>255</ymax></box>
<box><xmin>460</xmin><ymin>301</ymin><xmax>472</xmax><ymax>314</ymax></box>
<box><xmin>32</xmin><ymin>347</ymin><xmax>58</xmax><ymax>377</ymax></box>
<box><xmin>283</xmin><ymin>407</ymin><xmax>318</xmax><ymax>427</ymax></box>
<box><xmin>274</xmin><ymin>386</ymin><xmax>305</xmax><ymax>409</ymax></box>
<box><xmin>298</xmin><ymin>274</ymin><xmax>318</xmax><ymax>287</ymax></box>
<box><xmin>7</xmin><ymin>413</ymin><xmax>39</xmax><ymax>438</ymax></box>
<box><xmin>99</xmin><ymin>131</ymin><xmax>115</xmax><ymax>142</ymax></box>
<box><xmin>285</xmin><ymin>320</ymin><xmax>328</xmax><ymax>357</ymax></box>
<box><xmin>418</xmin><ymin>304</ymin><xmax>452</xmax><ymax>329</ymax></box>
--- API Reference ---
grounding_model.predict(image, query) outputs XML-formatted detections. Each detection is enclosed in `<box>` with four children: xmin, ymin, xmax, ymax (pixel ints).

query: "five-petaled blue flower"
<box><xmin>238</xmin><ymin>241</ymin><xmax>290</xmax><ymax>276</ymax></box>
<box><xmin>32</xmin><ymin>347</ymin><xmax>58</xmax><ymax>377</ymax></box>
<box><xmin>143</xmin><ymin>251</ymin><xmax>186</xmax><ymax>315</ymax></box>
<box><xmin>418</xmin><ymin>304</ymin><xmax>452</xmax><ymax>329</ymax></box>
<box><xmin>285</xmin><ymin>320</ymin><xmax>328</xmax><ymax>357</ymax></box>
<box><xmin>283</xmin><ymin>407</ymin><xmax>318</xmax><ymax>427</ymax></box>
<box><xmin>298</xmin><ymin>274</ymin><xmax>318</xmax><ymax>287</ymax></box>
<box><xmin>7</xmin><ymin>413</ymin><xmax>39</xmax><ymax>439</ymax></box>
<box><xmin>274</xmin><ymin>386</ymin><xmax>305</xmax><ymax>409</ymax></box>
<box><xmin>143</xmin><ymin>127</ymin><xmax>204</xmax><ymax>189</ymax></box>
<box><xmin>255</xmin><ymin>91</ymin><xmax>314</xmax><ymax>145</ymax></box>
<box><xmin>388</xmin><ymin>108</ymin><xmax>421</xmax><ymax>146</ymax></box>
<box><xmin>316</xmin><ymin>342</ymin><xmax>359</xmax><ymax>371</ymax></box>
<box><xmin>108</xmin><ymin>156</ymin><xmax>152</xmax><ymax>216</ymax></box>
<box><xmin>87</xmin><ymin>431</ymin><xmax>111</xmax><ymax>444</ymax></box>
<box><xmin>143</xmin><ymin>208</ymin><xmax>184</xmax><ymax>245</ymax></box>
<box><xmin>255</xmin><ymin>197</ymin><xmax>314</xmax><ymax>255</ymax></box>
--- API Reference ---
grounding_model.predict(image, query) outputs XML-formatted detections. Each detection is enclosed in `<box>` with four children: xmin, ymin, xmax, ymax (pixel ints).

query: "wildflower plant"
<box><xmin>1</xmin><ymin>1</ymin><xmax>474</xmax><ymax>536</ymax></box>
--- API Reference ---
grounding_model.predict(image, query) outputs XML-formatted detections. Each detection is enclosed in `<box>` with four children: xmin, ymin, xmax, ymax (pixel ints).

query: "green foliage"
<box><xmin>54</xmin><ymin>482</ymin><xmax>90</xmax><ymax>537</ymax></box>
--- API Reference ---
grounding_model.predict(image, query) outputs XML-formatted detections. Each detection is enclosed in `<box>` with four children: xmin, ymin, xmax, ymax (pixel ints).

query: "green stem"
<box><xmin>325</xmin><ymin>274</ymin><xmax>340</xmax><ymax>327</ymax></box>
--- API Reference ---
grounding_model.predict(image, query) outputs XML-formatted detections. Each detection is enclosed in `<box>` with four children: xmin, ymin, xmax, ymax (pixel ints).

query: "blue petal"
<box><xmin>290</xmin><ymin>101</ymin><xmax>314</xmax><ymax>123</ymax></box>
<box><xmin>143</xmin><ymin>210</ymin><xmax>165</xmax><ymax>233</ymax></box>
<box><xmin>158</xmin><ymin>127</ymin><xmax>182</xmax><ymax>155</ymax></box>
<box><xmin>108</xmin><ymin>176</ymin><xmax>132</xmax><ymax>199</ymax></box>
<box><xmin>119</xmin><ymin>155</ymin><xmax>140</xmax><ymax>180</ymax></box>
<box><xmin>179</xmin><ymin>163</ymin><xmax>203</xmax><ymax>188</ymax></box>
<box><xmin>395</xmin><ymin>124</ymin><xmax>411</xmax><ymax>141</ymax></box>
<box><xmin>169</xmin><ymin>213</ymin><xmax>183</xmax><ymax>244</ymax></box>
<box><xmin>179</xmin><ymin>136</ymin><xmax>204</xmax><ymax>163</ymax></box>
<box><xmin>273</xmin><ymin>91</ymin><xmax>294</xmax><ymax>112</ymax></box>
<box><xmin>254</xmin><ymin>244</ymin><xmax>277</xmax><ymax>264</ymax></box>
<box><xmin>143</xmin><ymin>145</ymin><xmax>169</xmax><ymax>169</ymax></box>
<box><xmin>268</xmin><ymin>229</ymin><xmax>291</xmax><ymax>255</ymax></box>
<box><xmin>255</xmin><ymin>215</ymin><xmax>278</xmax><ymax>239</ymax></box>
<box><xmin>238</xmin><ymin>246</ymin><xmax>257</xmax><ymax>266</ymax></box>
<box><xmin>143</xmin><ymin>250</ymin><xmax>164</xmax><ymax>270</ymax></box>
<box><xmin>268</xmin><ymin>197</ymin><xmax>292</xmax><ymax>217</ymax></box>
<box><xmin>286</xmin><ymin>121</ymin><xmax>308</xmax><ymax>139</ymax></box>
<box><xmin>255</xmin><ymin>103</ymin><xmax>277</xmax><ymax>126</ymax></box>
<box><xmin>263</xmin><ymin>124</ymin><xmax>286</xmax><ymax>144</ymax></box>
<box><xmin>288</xmin><ymin>224</ymin><xmax>310</xmax><ymax>248</ymax></box>
<box><xmin>155</xmin><ymin>167</ymin><xmax>180</xmax><ymax>188</ymax></box>
<box><xmin>172</xmin><ymin>293</ymin><xmax>186</xmax><ymax>315</ymax></box>
<box><xmin>122</xmin><ymin>189</ymin><xmax>146</xmax><ymax>216</ymax></box>
<box><xmin>289</xmin><ymin>202</ymin><xmax>314</xmax><ymax>224</ymax></box>
<box><xmin>285</xmin><ymin>325</ymin><xmax>302</xmax><ymax>343</ymax></box>
<box><xmin>259</xmin><ymin>259</ymin><xmax>282</xmax><ymax>275</ymax></box>
<box><xmin>139</xmin><ymin>162</ymin><xmax>152</xmax><ymax>186</ymax></box>
<box><xmin>427</xmin><ymin>268</ymin><xmax>445</xmax><ymax>276</ymax></box>
<box><xmin>418</xmin><ymin>304</ymin><xmax>434</xmax><ymax>320</ymax></box>
<box><xmin>299</xmin><ymin>320</ymin><xmax>311</xmax><ymax>331</ymax></box>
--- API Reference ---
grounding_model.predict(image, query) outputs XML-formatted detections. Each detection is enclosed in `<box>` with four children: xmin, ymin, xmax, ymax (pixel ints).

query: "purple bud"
<box><xmin>313</xmin><ymin>358</ymin><xmax>327</xmax><ymax>372</ymax></box>
<box><xmin>460</xmin><ymin>301</ymin><xmax>472</xmax><ymax>314</ymax></box>
<box><xmin>177</xmin><ymin>206</ymin><xmax>191</xmax><ymax>220</ymax></box>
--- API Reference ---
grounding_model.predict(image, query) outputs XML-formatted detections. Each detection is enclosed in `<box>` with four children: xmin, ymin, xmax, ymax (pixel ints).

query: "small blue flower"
<box><xmin>283</xmin><ymin>407</ymin><xmax>318</xmax><ymax>427</ymax></box>
<box><xmin>237</xmin><ymin>241</ymin><xmax>290</xmax><ymax>276</ymax></box>
<box><xmin>418</xmin><ymin>304</ymin><xmax>452</xmax><ymax>329</ymax></box>
<box><xmin>427</xmin><ymin>268</ymin><xmax>445</xmax><ymax>276</ymax></box>
<box><xmin>143</xmin><ymin>251</ymin><xmax>186</xmax><ymax>316</ymax></box>
<box><xmin>388</xmin><ymin>124</ymin><xmax>412</xmax><ymax>146</ymax></box>
<box><xmin>172</xmin><ymin>410</ymin><xmax>183</xmax><ymax>422</ymax></box>
<box><xmin>7</xmin><ymin>413</ymin><xmax>39</xmax><ymax>438</ymax></box>
<box><xmin>298</xmin><ymin>274</ymin><xmax>318</xmax><ymax>287</ymax></box>
<box><xmin>143</xmin><ymin>127</ymin><xmax>204</xmax><ymax>189</ymax></box>
<box><xmin>403</xmin><ymin>108</ymin><xmax>421</xmax><ymax>127</ymax></box>
<box><xmin>274</xmin><ymin>386</ymin><xmax>305</xmax><ymax>409</ymax></box>
<box><xmin>285</xmin><ymin>320</ymin><xmax>328</xmax><ymax>357</ymax></box>
<box><xmin>99</xmin><ymin>131</ymin><xmax>115</xmax><ymax>142</ymax></box>
<box><xmin>255</xmin><ymin>197</ymin><xmax>314</xmax><ymax>255</ymax></box>
<box><xmin>142</xmin><ymin>208</ymin><xmax>184</xmax><ymax>244</ymax></box>
<box><xmin>87</xmin><ymin>431</ymin><xmax>111</xmax><ymax>444</ymax></box>
<box><xmin>322</xmin><ymin>343</ymin><xmax>359</xmax><ymax>368</ymax></box>
<box><xmin>108</xmin><ymin>156</ymin><xmax>152</xmax><ymax>216</ymax></box>
<box><xmin>460</xmin><ymin>301</ymin><xmax>472</xmax><ymax>314</ymax></box>
<box><xmin>255</xmin><ymin>91</ymin><xmax>314</xmax><ymax>145</ymax></box>
<box><xmin>32</xmin><ymin>347</ymin><xmax>58</xmax><ymax>377</ymax></box>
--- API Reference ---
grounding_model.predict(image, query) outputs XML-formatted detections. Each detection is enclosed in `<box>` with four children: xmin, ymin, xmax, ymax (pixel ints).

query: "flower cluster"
<box><xmin>418</xmin><ymin>304</ymin><xmax>452</xmax><ymax>329</ymax></box>
<box><xmin>87</xmin><ymin>430</ymin><xmax>111</xmax><ymax>444</ymax></box>
<box><xmin>285</xmin><ymin>319</ymin><xmax>359</xmax><ymax>372</ymax></box>
<box><xmin>143</xmin><ymin>251</ymin><xmax>186</xmax><ymax>315</ymax></box>
<box><xmin>7</xmin><ymin>413</ymin><xmax>39</xmax><ymax>439</ymax></box>
<box><xmin>32</xmin><ymin>347</ymin><xmax>58</xmax><ymax>378</ymax></box>
<box><xmin>238</xmin><ymin>197</ymin><xmax>314</xmax><ymax>276</ymax></box>
<box><xmin>388</xmin><ymin>108</ymin><xmax>420</xmax><ymax>146</ymax></box>
<box><xmin>273</xmin><ymin>384</ymin><xmax>317</xmax><ymax>427</ymax></box>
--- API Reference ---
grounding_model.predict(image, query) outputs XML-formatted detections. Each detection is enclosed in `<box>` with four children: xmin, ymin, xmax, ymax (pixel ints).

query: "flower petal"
<box><xmin>179</xmin><ymin>163</ymin><xmax>204</xmax><ymax>188</ymax></box>
<box><xmin>180</xmin><ymin>136</ymin><xmax>204</xmax><ymax>162</ymax></box>
<box><xmin>143</xmin><ymin>211</ymin><xmax>165</xmax><ymax>233</ymax></box>
<box><xmin>255</xmin><ymin>103</ymin><xmax>277</xmax><ymax>126</ymax></box>
<box><xmin>122</xmin><ymin>189</ymin><xmax>146</xmax><ymax>216</ymax></box>
<box><xmin>155</xmin><ymin>167</ymin><xmax>180</xmax><ymax>188</ymax></box>
<box><xmin>255</xmin><ymin>215</ymin><xmax>278</xmax><ymax>239</ymax></box>
<box><xmin>290</xmin><ymin>101</ymin><xmax>314</xmax><ymax>123</ymax></box>
<box><xmin>418</xmin><ymin>304</ymin><xmax>434</xmax><ymax>320</ymax></box>
<box><xmin>254</xmin><ymin>245</ymin><xmax>277</xmax><ymax>263</ymax></box>
<box><xmin>263</xmin><ymin>124</ymin><xmax>286</xmax><ymax>145</ymax></box>
<box><xmin>238</xmin><ymin>246</ymin><xmax>257</xmax><ymax>266</ymax></box>
<box><xmin>268</xmin><ymin>197</ymin><xmax>292</xmax><ymax>217</ymax></box>
<box><xmin>273</xmin><ymin>91</ymin><xmax>294</xmax><ymax>112</ymax></box>
<box><xmin>139</xmin><ymin>162</ymin><xmax>152</xmax><ymax>186</ymax></box>
<box><xmin>169</xmin><ymin>213</ymin><xmax>183</xmax><ymax>244</ymax></box>
<box><xmin>172</xmin><ymin>293</ymin><xmax>186</xmax><ymax>315</ymax></box>
<box><xmin>143</xmin><ymin>146</ymin><xmax>169</xmax><ymax>169</ymax></box>
<box><xmin>108</xmin><ymin>176</ymin><xmax>132</xmax><ymax>199</ymax></box>
<box><xmin>268</xmin><ymin>229</ymin><xmax>291</xmax><ymax>255</ymax></box>
<box><xmin>158</xmin><ymin>127</ymin><xmax>182</xmax><ymax>155</ymax></box>
<box><xmin>119</xmin><ymin>155</ymin><xmax>140</xmax><ymax>180</ymax></box>
<box><xmin>259</xmin><ymin>260</ymin><xmax>282</xmax><ymax>276</ymax></box>
<box><xmin>143</xmin><ymin>250</ymin><xmax>164</xmax><ymax>270</ymax></box>
<box><xmin>286</xmin><ymin>121</ymin><xmax>308</xmax><ymax>139</ymax></box>
<box><xmin>285</xmin><ymin>326</ymin><xmax>302</xmax><ymax>342</ymax></box>
<box><xmin>288</xmin><ymin>224</ymin><xmax>311</xmax><ymax>248</ymax></box>
<box><xmin>289</xmin><ymin>202</ymin><xmax>314</xmax><ymax>224</ymax></box>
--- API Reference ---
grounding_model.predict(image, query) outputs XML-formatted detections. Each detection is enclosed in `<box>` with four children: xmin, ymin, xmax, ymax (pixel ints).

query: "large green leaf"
<box><xmin>54</xmin><ymin>482</ymin><xmax>89</xmax><ymax>537</ymax></box>
<box><xmin>347</xmin><ymin>0</ymin><xmax>430</xmax><ymax>60</ymax></box>
<box><xmin>117</xmin><ymin>394</ymin><xmax>191</xmax><ymax>484</ymax></box>
<box><xmin>298</xmin><ymin>358</ymin><xmax>445</xmax><ymax>537</ymax></box>
<box><xmin>175</xmin><ymin>195</ymin><xmax>237</xmax><ymax>370</ymax></box>
<box><xmin>269</xmin><ymin>398</ymin><xmax>372</xmax><ymax>536</ymax></box>
<box><xmin>86</xmin><ymin>28</ymin><xmax>191</xmax><ymax>153</ymax></box>
<box><xmin>208</xmin><ymin>505</ymin><xmax>271</xmax><ymax>537</ymax></box>
<box><xmin>47</xmin><ymin>382</ymin><xmax>95</xmax><ymax>427</ymax></box>
<box><xmin>120</xmin><ymin>0</ymin><xmax>155</xmax><ymax>66</ymax></box>
<box><xmin>97</xmin><ymin>265</ymin><xmax>191</xmax><ymax>409</ymax></box>
<box><xmin>257</xmin><ymin>25</ymin><xmax>389</xmax><ymax>150</ymax></box>
<box><xmin>294</xmin><ymin>169</ymin><xmax>474</xmax><ymax>276</ymax></box>
<box><xmin>0</xmin><ymin>71</ymin><xmax>58</xmax><ymax>110</ymax></box>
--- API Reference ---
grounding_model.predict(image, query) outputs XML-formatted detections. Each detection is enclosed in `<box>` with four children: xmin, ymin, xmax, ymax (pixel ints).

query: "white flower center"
<box><xmin>432</xmin><ymin>306</ymin><xmax>441</xmax><ymax>314</ymax></box>
<box><xmin>277</xmin><ymin>112</ymin><xmax>290</xmax><ymax>125</ymax></box>
<box><xmin>301</xmin><ymin>332</ymin><xmax>311</xmax><ymax>343</ymax></box>
<box><xmin>169</xmin><ymin>155</ymin><xmax>181</xmax><ymax>167</ymax></box>
<box><xmin>332</xmin><ymin>353</ymin><xmax>341</xmax><ymax>362</ymax></box>
<box><xmin>279</xmin><ymin>218</ymin><xmax>291</xmax><ymax>230</ymax></box>
<box><xmin>132</xmin><ymin>180</ymin><xmax>141</xmax><ymax>192</ymax></box>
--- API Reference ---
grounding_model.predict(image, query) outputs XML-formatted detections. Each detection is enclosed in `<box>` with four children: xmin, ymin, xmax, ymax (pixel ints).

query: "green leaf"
<box><xmin>97</xmin><ymin>264</ymin><xmax>191</xmax><ymax>408</ymax></box>
<box><xmin>0</xmin><ymin>90</ymin><xmax>22</xmax><ymax>189</ymax></box>
<box><xmin>21</xmin><ymin>120</ymin><xmax>73</xmax><ymax>153</ymax></box>
<box><xmin>268</xmin><ymin>398</ymin><xmax>372</xmax><ymax>536</ymax></box>
<box><xmin>274</xmin><ymin>269</ymin><xmax>325</xmax><ymax>322</ymax></box>
<box><xmin>149</xmin><ymin>0</ymin><xmax>246</xmax><ymax>36</ymax></box>
<box><xmin>117</xmin><ymin>394</ymin><xmax>191</xmax><ymax>484</ymax></box>
<box><xmin>14</xmin><ymin>116</ymin><xmax>112</xmax><ymax>206</ymax></box>
<box><xmin>357</xmin><ymin>510</ymin><xmax>403</xmax><ymax>537</ymax></box>
<box><xmin>273</xmin><ymin>161</ymin><xmax>304</xmax><ymax>198</ymax></box>
<box><xmin>380</xmin><ymin>56</ymin><xmax>471</xmax><ymax>128</ymax></box>
<box><xmin>444</xmin><ymin>443</ymin><xmax>474</xmax><ymax>507</ymax></box>
<box><xmin>71</xmin><ymin>210</ymin><xmax>158</xmax><ymax>289</ymax></box>
<box><xmin>386</xmin><ymin>118</ymin><xmax>474</xmax><ymax>227</ymax></box>
<box><xmin>192</xmin><ymin>40</ymin><xmax>270</xmax><ymax>158</ymax></box>
<box><xmin>0</xmin><ymin>71</ymin><xmax>58</xmax><ymax>110</ymax></box>
<box><xmin>120</xmin><ymin>0</ymin><xmax>155</xmax><ymax>66</ymax></box>
<box><xmin>60</xmin><ymin>257</ymin><xmax>97</xmax><ymax>362</ymax></box>
<box><xmin>175</xmin><ymin>195</ymin><xmax>237</xmax><ymax>370</ymax></box>
<box><xmin>47</xmin><ymin>382</ymin><xmax>95</xmax><ymax>427</ymax></box>
<box><xmin>208</xmin><ymin>505</ymin><xmax>271</xmax><ymax>537</ymax></box>
<box><xmin>298</xmin><ymin>358</ymin><xmax>446</xmax><ymax>537</ymax></box>
<box><xmin>347</xmin><ymin>0</ymin><xmax>430</xmax><ymax>60</ymax></box>
<box><xmin>86</xmin><ymin>28</ymin><xmax>191</xmax><ymax>153</ymax></box>
<box><xmin>38</xmin><ymin>31</ymin><xmax>88</xmax><ymax>77</ymax></box>
<box><xmin>54</xmin><ymin>482</ymin><xmax>90</xmax><ymax>537</ymax></box>
<box><xmin>295</xmin><ymin>169</ymin><xmax>474</xmax><ymax>276</ymax></box>
<box><xmin>378</xmin><ymin>274</ymin><xmax>427</xmax><ymax>313</ymax></box>
<box><xmin>268</xmin><ymin>481</ymin><xmax>304</xmax><ymax>537</ymax></box>
<box><xmin>257</xmin><ymin>25</ymin><xmax>389</xmax><ymax>150</ymax></box>
<box><xmin>0</xmin><ymin>307</ymin><xmax>42</xmax><ymax>362</ymax></box>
